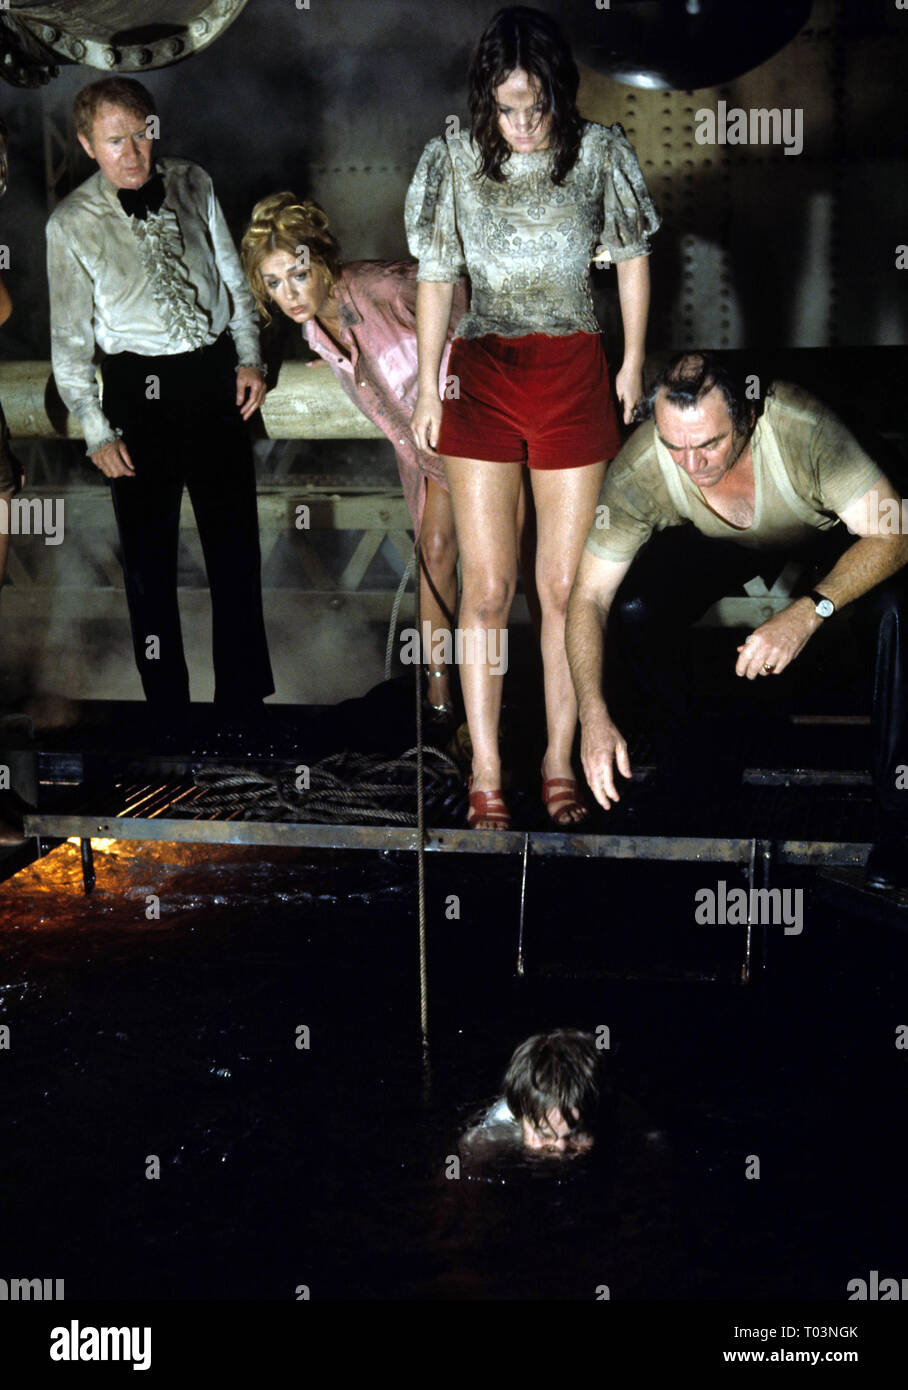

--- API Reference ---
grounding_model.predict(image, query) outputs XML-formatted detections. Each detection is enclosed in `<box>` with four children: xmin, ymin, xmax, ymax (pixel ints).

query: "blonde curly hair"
<box><xmin>241</xmin><ymin>192</ymin><xmax>342</xmax><ymax>323</ymax></box>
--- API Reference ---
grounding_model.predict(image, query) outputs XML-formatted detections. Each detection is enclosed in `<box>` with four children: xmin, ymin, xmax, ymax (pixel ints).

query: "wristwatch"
<box><xmin>808</xmin><ymin>588</ymin><xmax>835</xmax><ymax>619</ymax></box>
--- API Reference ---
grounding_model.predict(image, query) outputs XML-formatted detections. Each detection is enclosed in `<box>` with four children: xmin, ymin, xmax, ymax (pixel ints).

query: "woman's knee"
<box><xmin>420</xmin><ymin>523</ymin><xmax>458</xmax><ymax>578</ymax></box>
<box><xmin>462</xmin><ymin>572</ymin><xmax>515</xmax><ymax>624</ymax></box>
<box><xmin>536</xmin><ymin>572</ymin><xmax>576</xmax><ymax>620</ymax></box>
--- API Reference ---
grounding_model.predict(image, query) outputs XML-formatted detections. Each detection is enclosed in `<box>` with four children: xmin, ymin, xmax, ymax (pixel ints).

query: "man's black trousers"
<box><xmin>101</xmin><ymin>335</ymin><xmax>274</xmax><ymax>711</ymax></box>
<box><xmin>608</xmin><ymin>525</ymin><xmax>908</xmax><ymax>818</ymax></box>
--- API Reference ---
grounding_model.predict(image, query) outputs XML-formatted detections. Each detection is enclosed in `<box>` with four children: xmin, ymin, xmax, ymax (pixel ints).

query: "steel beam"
<box><xmin>20</xmin><ymin>809</ymin><xmax>872</xmax><ymax>866</ymax></box>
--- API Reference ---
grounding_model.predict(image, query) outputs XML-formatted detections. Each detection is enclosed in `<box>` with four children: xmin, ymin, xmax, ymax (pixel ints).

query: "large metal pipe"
<box><xmin>1</xmin><ymin>1</ymin><xmax>250</xmax><ymax>85</ymax></box>
<box><xmin>5</xmin><ymin>348</ymin><xmax>908</xmax><ymax>443</ymax></box>
<box><xmin>0</xmin><ymin>360</ymin><xmax>384</xmax><ymax>441</ymax></box>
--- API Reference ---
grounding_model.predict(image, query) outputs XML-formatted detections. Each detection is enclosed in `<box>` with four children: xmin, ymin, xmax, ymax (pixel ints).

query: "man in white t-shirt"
<box><xmin>567</xmin><ymin>351</ymin><xmax>908</xmax><ymax>889</ymax></box>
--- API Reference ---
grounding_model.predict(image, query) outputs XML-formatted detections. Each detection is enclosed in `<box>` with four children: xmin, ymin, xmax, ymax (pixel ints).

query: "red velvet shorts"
<box><xmin>436</xmin><ymin>331</ymin><xmax>622</xmax><ymax>469</ymax></box>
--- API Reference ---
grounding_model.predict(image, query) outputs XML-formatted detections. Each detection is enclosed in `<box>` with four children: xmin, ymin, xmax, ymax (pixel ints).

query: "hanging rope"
<box><xmin>413</xmin><ymin>540</ymin><xmax>429</xmax><ymax>1057</ymax></box>
<box><xmin>380</xmin><ymin>531</ymin><xmax>431</xmax><ymax>1056</ymax></box>
<box><xmin>384</xmin><ymin>552</ymin><xmax>415</xmax><ymax>682</ymax></box>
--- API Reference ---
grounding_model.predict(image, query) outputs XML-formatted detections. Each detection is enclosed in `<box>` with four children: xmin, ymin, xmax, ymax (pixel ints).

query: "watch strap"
<box><xmin>808</xmin><ymin>589</ymin><xmax>835</xmax><ymax>617</ymax></box>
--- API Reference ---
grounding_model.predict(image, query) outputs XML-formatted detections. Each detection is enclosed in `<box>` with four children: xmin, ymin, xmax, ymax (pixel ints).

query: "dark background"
<box><xmin>2</xmin><ymin>0</ymin><xmax>907</xmax><ymax>361</ymax></box>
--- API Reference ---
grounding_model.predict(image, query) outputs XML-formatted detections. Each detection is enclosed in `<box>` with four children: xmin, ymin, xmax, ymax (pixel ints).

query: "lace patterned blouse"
<box><xmin>405</xmin><ymin>121</ymin><xmax>660</xmax><ymax>341</ymax></box>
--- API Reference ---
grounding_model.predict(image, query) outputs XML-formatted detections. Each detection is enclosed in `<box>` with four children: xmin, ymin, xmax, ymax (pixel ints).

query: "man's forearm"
<box><xmin>810</xmin><ymin>534</ymin><xmax>908</xmax><ymax>611</ymax></box>
<box><xmin>50</xmin><ymin>344</ymin><xmax>115</xmax><ymax>454</ymax></box>
<box><xmin>47</xmin><ymin>224</ymin><xmax>115</xmax><ymax>452</ymax></box>
<box><xmin>566</xmin><ymin>588</ymin><xmax>611</xmax><ymax>723</ymax></box>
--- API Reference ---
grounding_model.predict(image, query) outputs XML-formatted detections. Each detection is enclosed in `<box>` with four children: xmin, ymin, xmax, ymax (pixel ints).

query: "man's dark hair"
<box><xmin>0</xmin><ymin>117</ymin><xmax>8</xmax><ymax>198</ymax></box>
<box><xmin>74</xmin><ymin>78</ymin><xmax>157</xmax><ymax>141</ymax></box>
<box><xmin>468</xmin><ymin>6</ymin><xmax>582</xmax><ymax>185</ymax></box>
<box><xmin>636</xmin><ymin>350</ymin><xmax>766</xmax><ymax>437</ymax></box>
<box><xmin>504</xmin><ymin>1028</ymin><xmax>602</xmax><ymax>1132</ymax></box>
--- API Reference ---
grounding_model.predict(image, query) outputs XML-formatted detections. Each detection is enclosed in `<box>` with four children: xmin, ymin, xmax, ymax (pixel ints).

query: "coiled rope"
<box><xmin>184</xmin><ymin>743</ymin><xmax>459</xmax><ymax>826</ymax></box>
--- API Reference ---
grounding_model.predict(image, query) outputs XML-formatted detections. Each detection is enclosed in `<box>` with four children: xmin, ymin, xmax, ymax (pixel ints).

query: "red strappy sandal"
<box><xmin>541</xmin><ymin>762</ymin><xmax>590</xmax><ymax>828</ymax></box>
<box><xmin>467</xmin><ymin>778</ymin><xmax>511</xmax><ymax>830</ymax></box>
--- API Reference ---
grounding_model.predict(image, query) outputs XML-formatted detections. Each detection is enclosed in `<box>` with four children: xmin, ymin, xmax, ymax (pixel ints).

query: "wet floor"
<box><xmin>0</xmin><ymin>839</ymin><xmax>906</xmax><ymax>1300</ymax></box>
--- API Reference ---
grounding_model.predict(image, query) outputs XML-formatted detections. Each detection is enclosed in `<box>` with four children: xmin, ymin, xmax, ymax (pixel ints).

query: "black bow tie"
<box><xmin>117</xmin><ymin>173</ymin><xmax>165</xmax><ymax>221</ymax></box>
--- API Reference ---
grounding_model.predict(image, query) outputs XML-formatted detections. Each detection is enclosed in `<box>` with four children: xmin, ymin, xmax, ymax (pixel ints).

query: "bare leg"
<box><xmin>530</xmin><ymin>461</ymin><xmax>606</xmax><ymax>823</ymax></box>
<box><xmin>418</xmin><ymin>478</ymin><xmax>459</xmax><ymax>713</ymax></box>
<box><xmin>444</xmin><ymin>455</ymin><xmax>522</xmax><ymax>825</ymax></box>
<box><xmin>516</xmin><ymin>473</ymin><xmax>541</xmax><ymax>635</ymax></box>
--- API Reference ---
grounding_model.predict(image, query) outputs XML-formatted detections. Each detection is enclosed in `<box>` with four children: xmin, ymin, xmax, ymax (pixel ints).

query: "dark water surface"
<box><xmin>0</xmin><ymin>840</ymin><xmax>905</xmax><ymax>1301</ymax></box>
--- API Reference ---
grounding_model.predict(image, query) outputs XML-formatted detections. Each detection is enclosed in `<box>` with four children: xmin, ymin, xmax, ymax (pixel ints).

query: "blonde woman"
<box><xmin>242</xmin><ymin>194</ymin><xmax>469</xmax><ymax>720</ymax></box>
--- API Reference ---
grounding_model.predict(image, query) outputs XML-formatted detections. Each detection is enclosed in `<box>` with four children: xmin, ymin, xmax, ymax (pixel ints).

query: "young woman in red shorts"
<box><xmin>407</xmin><ymin>5</ymin><xmax>659</xmax><ymax>828</ymax></box>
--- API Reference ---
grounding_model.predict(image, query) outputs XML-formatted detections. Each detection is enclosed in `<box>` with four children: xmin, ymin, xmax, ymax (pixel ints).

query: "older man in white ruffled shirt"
<box><xmin>46</xmin><ymin>77</ymin><xmax>273</xmax><ymax>722</ymax></box>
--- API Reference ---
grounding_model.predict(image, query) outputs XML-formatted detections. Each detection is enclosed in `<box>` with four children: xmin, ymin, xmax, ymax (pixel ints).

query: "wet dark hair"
<box><xmin>504</xmin><ymin>1029</ymin><xmax>601</xmax><ymax>1132</ymax></box>
<box><xmin>0</xmin><ymin>117</ymin><xmax>7</xmax><ymax>198</ymax></box>
<box><xmin>636</xmin><ymin>351</ymin><xmax>764</xmax><ymax>436</ymax></box>
<box><xmin>468</xmin><ymin>6</ymin><xmax>582</xmax><ymax>185</ymax></box>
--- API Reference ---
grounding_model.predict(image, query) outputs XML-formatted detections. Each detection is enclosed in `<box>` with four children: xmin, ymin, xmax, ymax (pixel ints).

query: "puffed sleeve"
<box><xmin>404</xmin><ymin>137</ymin><xmax>467</xmax><ymax>283</ymax></box>
<box><xmin>595</xmin><ymin>123</ymin><xmax>661</xmax><ymax>264</ymax></box>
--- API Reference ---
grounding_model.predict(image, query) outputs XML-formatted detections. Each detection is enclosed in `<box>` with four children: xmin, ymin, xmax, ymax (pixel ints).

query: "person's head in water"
<box><xmin>504</xmin><ymin>1029</ymin><xmax>601</xmax><ymax>1153</ymax></box>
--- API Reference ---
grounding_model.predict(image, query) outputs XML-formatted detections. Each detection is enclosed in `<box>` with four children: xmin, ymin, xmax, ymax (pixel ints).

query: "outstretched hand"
<box><xmin>580</xmin><ymin>709</ymin><xmax>632</xmax><ymax>810</ymax></box>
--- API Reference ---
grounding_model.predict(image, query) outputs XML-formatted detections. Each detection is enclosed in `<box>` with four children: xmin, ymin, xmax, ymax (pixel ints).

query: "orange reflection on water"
<box><xmin>0</xmin><ymin>840</ymin><xmax>270</xmax><ymax>932</ymax></box>
<box><xmin>66</xmin><ymin>837</ymin><xmax>119</xmax><ymax>854</ymax></box>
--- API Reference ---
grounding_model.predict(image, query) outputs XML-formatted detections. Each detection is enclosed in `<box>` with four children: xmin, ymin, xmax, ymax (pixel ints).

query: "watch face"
<box><xmin>816</xmin><ymin>598</ymin><xmax>835</xmax><ymax>618</ymax></box>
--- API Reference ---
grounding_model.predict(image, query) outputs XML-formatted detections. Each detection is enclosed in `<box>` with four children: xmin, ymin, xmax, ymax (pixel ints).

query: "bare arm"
<box><xmin>736</xmin><ymin>476</ymin><xmax>908</xmax><ymax>679</ymax></box>
<box><xmin>410</xmin><ymin>280</ymin><xmax>455</xmax><ymax>454</ymax></box>
<box><xmin>566</xmin><ymin>547</ymin><xmax>634</xmax><ymax>807</ymax></box>
<box><xmin>0</xmin><ymin>273</ymin><xmax>11</xmax><ymax>327</ymax></box>
<box><xmin>614</xmin><ymin>254</ymin><xmax>649</xmax><ymax>425</ymax></box>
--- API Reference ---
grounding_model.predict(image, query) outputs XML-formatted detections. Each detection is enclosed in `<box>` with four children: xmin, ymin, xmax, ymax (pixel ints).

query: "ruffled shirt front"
<box><xmin>47</xmin><ymin>158</ymin><xmax>262</xmax><ymax>453</ymax></box>
<box><xmin>405</xmin><ymin>121</ymin><xmax>660</xmax><ymax>340</ymax></box>
<box><xmin>129</xmin><ymin>206</ymin><xmax>212</xmax><ymax>351</ymax></box>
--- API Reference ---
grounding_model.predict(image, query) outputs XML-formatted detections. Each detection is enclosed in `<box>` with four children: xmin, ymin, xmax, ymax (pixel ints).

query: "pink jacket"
<box><xmin>303</xmin><ymin>260</ymin><xmax>467</xmax><ymax>533</ymax></box>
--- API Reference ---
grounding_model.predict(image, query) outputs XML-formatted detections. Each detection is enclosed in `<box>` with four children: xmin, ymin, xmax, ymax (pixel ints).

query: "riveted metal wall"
<box><xmin>4</xmin><ymin>0</ymin><xmax>905</xmax><ymax>357</ymax></box>
<box><xmin>576</xmin><ymin>0</ymin><xmax>907</xmax><ymax>352</ymax></box>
